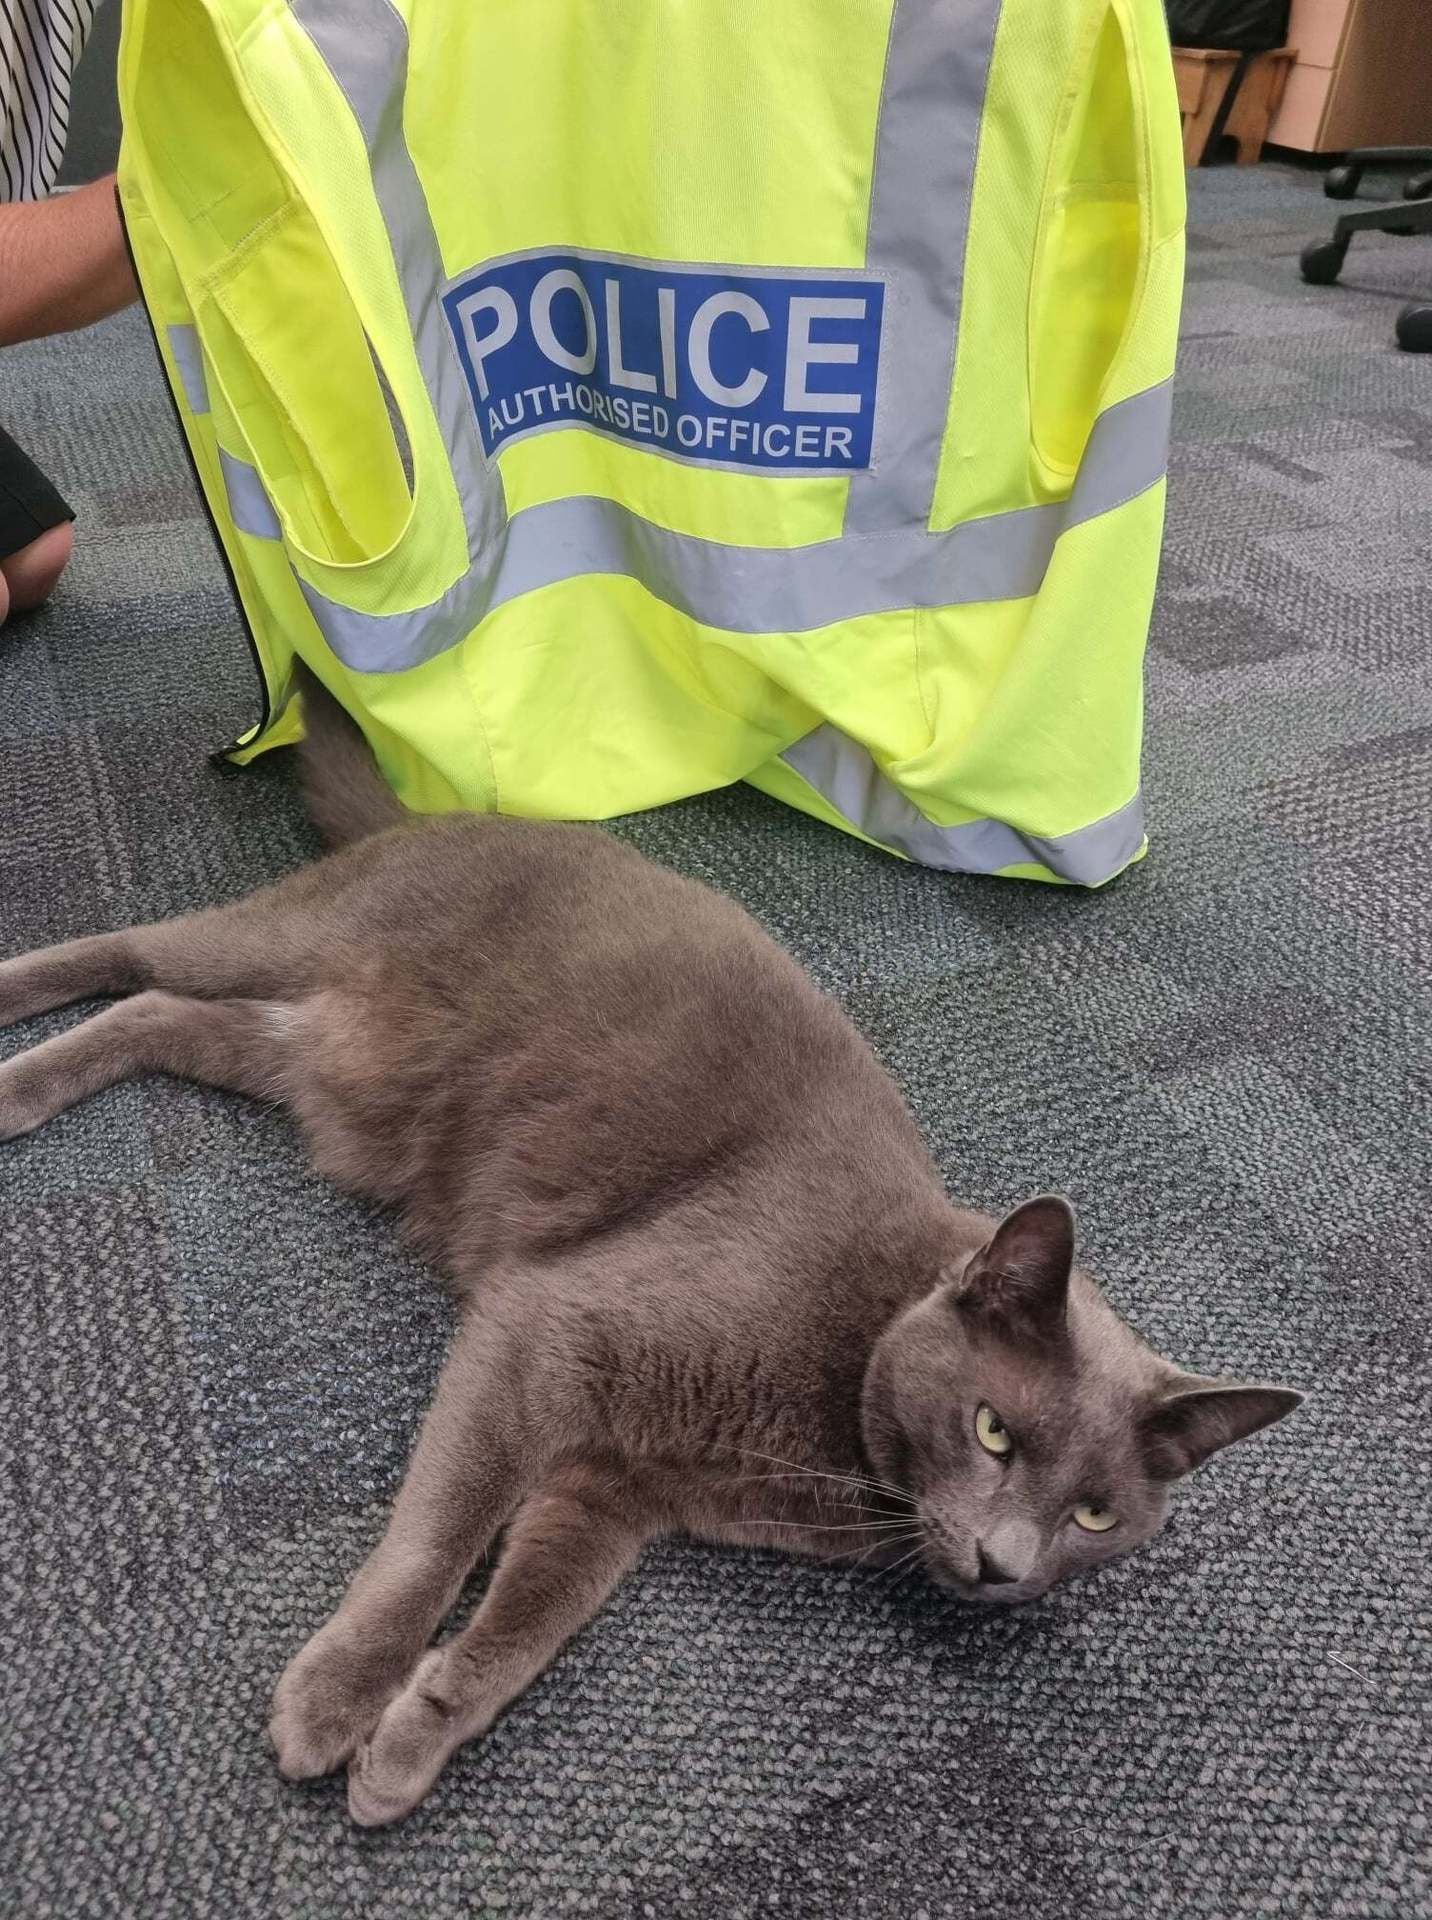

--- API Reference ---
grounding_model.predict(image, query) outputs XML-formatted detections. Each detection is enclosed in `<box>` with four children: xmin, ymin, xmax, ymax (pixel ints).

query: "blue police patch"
<box><xmin>442</xmin><ymin>251</ymin><xmax>885</xmax><ymax>475</ymax></box>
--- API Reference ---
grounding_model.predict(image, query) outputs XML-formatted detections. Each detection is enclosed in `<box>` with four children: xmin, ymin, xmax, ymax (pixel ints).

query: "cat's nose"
<box><xmin>975</xmin><ymin>1544</ymin><xmax>1018</xmax><ymax>1586</ymax></box>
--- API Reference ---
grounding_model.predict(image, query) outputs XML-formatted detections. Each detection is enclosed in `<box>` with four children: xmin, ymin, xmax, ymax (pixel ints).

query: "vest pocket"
<box><xmin>122</xmin><ymin>0</ymin><xmax>415</xmax><ymax>571</ymax></box>
<box><xmin>1028</xmin><ymin>0</ymin><xmax>1150</xmax><ymax>483</ymax></box>
<box><xmin>197</xmin><ymin>207</ymin><xmax>414</xmax><ymax>567</ymax></box>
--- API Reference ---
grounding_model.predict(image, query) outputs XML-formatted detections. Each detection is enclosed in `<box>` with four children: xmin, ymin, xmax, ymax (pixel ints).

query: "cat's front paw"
<box><xmin>346</xmin><ymin>1648</ymin><xmax>484</xmax><ymax>1826</ymax></box>
<box><xmin>268</xmin><ymin>1624</ymin><xmax>406</xmax><ymax>1782</ymax></box>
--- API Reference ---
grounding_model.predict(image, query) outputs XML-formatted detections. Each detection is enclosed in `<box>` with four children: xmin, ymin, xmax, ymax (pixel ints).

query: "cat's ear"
<box><xmin>957</xmin><ymin>1195</ymin><xmax>1074</xmax><ymax>1341</ymax></box>
<box><xmin>1142</xmin><ymin>1378</ymin><xmax>1304</xmax><ymax>1480</ymax></box>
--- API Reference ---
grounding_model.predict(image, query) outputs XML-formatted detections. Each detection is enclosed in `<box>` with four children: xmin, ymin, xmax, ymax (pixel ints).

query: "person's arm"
<box><xmin>0</xmin><ymin>175</ymin><xmax>138</xmax><ymax>348</ymax></box>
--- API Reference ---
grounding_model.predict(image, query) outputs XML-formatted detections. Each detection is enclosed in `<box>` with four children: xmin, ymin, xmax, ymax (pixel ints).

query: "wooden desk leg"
<box><xmin>1226</xmin><ymin>52</ymin><xmax>1294</xmax><ymax>166</ymax></box>
<box><xmin>1184</xmin><ymin>78</ymin><xmax>1229</xmax><ymax>167</ymax></box>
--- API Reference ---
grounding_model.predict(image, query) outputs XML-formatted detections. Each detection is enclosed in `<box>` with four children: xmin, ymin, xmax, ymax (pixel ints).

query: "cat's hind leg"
<box><xmin>0</xmin><ymin>930</ymin><xmax>150</xmax><ymax>1028</ymax></box>
<box><xmin>0</xmin><ymin>863</ymin><xmax>349</xmax><ymax>1030</ymax></box>
<box><xmin>0</xmin><ymin>991</ymin><xmax>295</xmax><ymax>1139</ymax></box>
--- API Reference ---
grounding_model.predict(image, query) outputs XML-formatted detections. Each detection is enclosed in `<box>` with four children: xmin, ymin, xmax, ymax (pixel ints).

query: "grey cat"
<box><xmin>0</xmin><ymin>669</ymin><xmax>1301</xmax><ymax>1825</ymax></box>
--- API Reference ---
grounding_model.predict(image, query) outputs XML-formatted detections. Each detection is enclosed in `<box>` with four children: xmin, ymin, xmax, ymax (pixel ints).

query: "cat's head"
<box><xmin>861</xmin><ymin>1196</ymin><xmax>1302</xmax><ymax>1606</ymax></box>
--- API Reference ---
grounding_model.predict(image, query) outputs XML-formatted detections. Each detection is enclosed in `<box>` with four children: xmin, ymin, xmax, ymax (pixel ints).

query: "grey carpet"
<box><xmin>2</xmin><ymin>164</ymin><xmax>1428</xmax><ymax>1919</ymax></box>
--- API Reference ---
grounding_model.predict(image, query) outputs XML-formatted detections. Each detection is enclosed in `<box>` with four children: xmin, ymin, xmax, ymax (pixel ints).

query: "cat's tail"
<box><xmin>292</xmin><ymin>661</ymin><xmax>406</xmax><ymax>850</ymax></box>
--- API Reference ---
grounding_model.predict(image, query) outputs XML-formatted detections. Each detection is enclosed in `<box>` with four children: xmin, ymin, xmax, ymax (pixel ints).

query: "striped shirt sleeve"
<box><xmin>1</xmin><ymin>0</ymin><xmax>98</xmax><ymax>202</ymax></box>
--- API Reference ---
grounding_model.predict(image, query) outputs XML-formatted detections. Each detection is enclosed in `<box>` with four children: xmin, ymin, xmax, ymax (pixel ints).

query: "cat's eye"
<box><xmin>974</xmin><ymin>1404</ymin><xmax>1013</xmax><ymax>1456</ymax></box>
<box><xmin>1073</xmin><ymin>1503</ymin><xmax>1118</xmax><ymax>1533</ymax></box>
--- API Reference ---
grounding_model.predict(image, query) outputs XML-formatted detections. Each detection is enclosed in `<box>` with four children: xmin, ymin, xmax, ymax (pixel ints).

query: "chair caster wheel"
<box><xmin>1395</xmin><ymin>304</ymin><xmax>1432</xmax><ymax>353</ymax></box>
<box><xmin>1300</xmin><ymin>240</ymin><xmax>1347</xmax><ymax>286</ymax></box>
<box><xmin>1324</xmin><ymin>164</ymin><xmax>1359</xmax><ymax>201</ymax></box>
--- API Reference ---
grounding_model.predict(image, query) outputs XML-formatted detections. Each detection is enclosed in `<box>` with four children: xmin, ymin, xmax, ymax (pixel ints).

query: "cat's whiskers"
<box><xmin>737</xmin><ymin>1448</ymin><xmax>913</xmax><ymax>1511</ymax></box>
<box><xmin>739</xmin><ymin>1446</ymin><xmax>898</xmax><ymax>1490</ymax></box>
<box><xmin>861</xmin><ymin>1539</ymin><xmax>930</xmax><ymax>1588</ymax></box>
<box><xmin>720</xmin><ymin>1516</ymin><xmax>919</xmax><ymax>1535</ymax></box>
<box><xmin>847</xmin><ymin>1529</ymin><xmax>926</xmax><ymax>1573</ymax></box>
<box><xmin>739</xmin><ymin>1475</ymin><xmax>885</xmax><ymax>1519</ymax></box>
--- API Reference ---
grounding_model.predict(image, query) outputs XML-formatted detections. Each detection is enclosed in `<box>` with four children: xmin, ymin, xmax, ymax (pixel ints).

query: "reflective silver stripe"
<box><xmin>280</xmin><ymin>379</ymin><xmax>1169</xmax><ymax>675</ymax></box>
<box><xmin>219</xmin><ymin>448</ymin><xmax>282</xmax><ymax>541</ymax></box>
<box><xmin>844</xmin><ymin>0</ymin><xmax>1003</xmax><ymax>535</ymax></box>
<box><xmin>781</xmin><ymin>724</ymin><xmax>1146</xmax><ymax>883</ymax></box>
<box><xmin>1062</xmin><ymin>378</ymin><xmax>1173</xmax><ymax>522</ymax></box>
<box><xmin>288</xmin><ymin>0</ymin><xmax>504</xmax><ymax>552</ymax></box>
<box><xmin>167</xmin><ymin>323</ymin><xmax>209</xmax><ymax>415</ymax></box>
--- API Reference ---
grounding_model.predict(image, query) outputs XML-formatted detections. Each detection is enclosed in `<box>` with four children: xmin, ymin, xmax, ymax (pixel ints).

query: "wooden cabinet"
<box><xmin>1270</xmin><ymin>0</ymin><xmax>1432</xmax><ymax>154</ymax></box>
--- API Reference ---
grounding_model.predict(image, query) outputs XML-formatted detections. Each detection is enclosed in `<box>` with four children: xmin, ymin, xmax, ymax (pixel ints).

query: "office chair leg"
<box><xmin>1302</xmin><ymin>193</ymin><xmax>1432</xmax><ymax>285</ymax></box>
<box><xmin>1396</xmin><ymin>305</ymin><xmax>1432</xmax><ymax>353</ymax></box>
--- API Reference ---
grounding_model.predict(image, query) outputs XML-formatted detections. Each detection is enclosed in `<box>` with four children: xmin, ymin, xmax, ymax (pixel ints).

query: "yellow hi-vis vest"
<box><xmin>117</xmin><ymin>0</ymin><xmax>1184</xmax><ymax>886</ymax></box>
